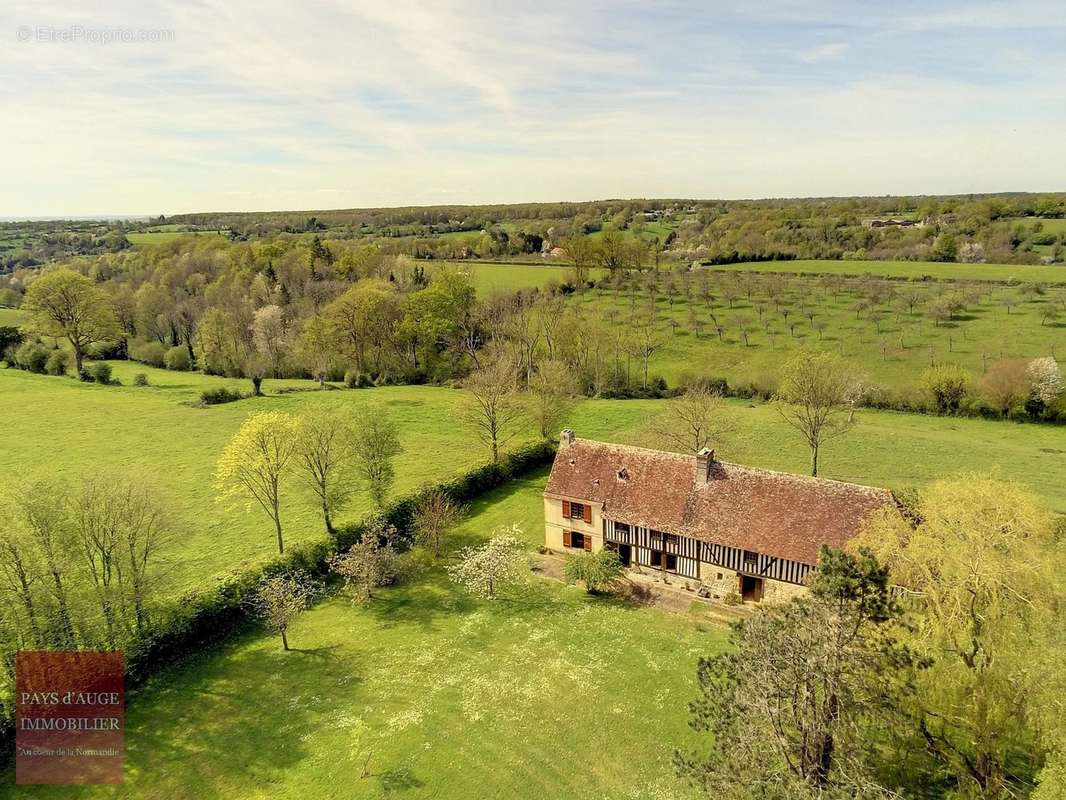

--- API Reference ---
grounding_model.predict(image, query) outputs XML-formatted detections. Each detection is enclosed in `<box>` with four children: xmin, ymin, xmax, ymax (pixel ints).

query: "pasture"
<box><xmin>3</xmin><ymin>357</ymin><xmax>1065</xmax><ymax>798</ymax></box>
<box><xmin>0</xmin><ymin>475</ymin><xmax>727</xmax><ymax>800</ymax></box>
<box><xmin>127</xmin><ymin>230</ymin><xmax>224</xmax><ymax>246</ymax></box>
<box><xmin>1</xmin><ymin>362</ymin><xmax>1064</xmax><ymax>609</ymax></box>
<box><xmin>435</xmin><ymin>261</ymin><xmax>588</xmax><ymax>293</ymax></box>
<box><xmin>569</xmin><ymin>268</ymin><xmax>1066</xmax><ymax>392</ymax></box>
<box><xmin>715</xmin><ymin>259</ymin><xmax>1066</xmax><ymax>283</ymax></box>
<box><xmin>0</xmin><ymin>308</ymin><xmax>22</xmax><ymax>327</ymax></box>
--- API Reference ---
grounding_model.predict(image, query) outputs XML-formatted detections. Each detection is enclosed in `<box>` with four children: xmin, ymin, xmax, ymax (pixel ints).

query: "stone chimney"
<box><xmin>695</xmin><ymin>447</ymin><xmax>715</xmax><ymax>483</ymax></box>
<box><xmin>560</xmin><ymin>429</ymin><xmax>575</xmax><ymax>448</ymax></box>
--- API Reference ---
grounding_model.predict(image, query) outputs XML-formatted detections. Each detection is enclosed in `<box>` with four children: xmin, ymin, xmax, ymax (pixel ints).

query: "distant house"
<box><xmin>547</xmin><ymin>246</ymin><xmax>566</xmax><ymax>259</ymax></box>
<box><xmin>543</xmin><ymin>433</ymin><xmax>895</xmax><ymax>602</ymax></box>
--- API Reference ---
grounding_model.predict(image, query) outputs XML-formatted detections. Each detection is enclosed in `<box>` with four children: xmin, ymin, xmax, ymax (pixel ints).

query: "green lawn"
<box><xmin>2</xmin><ymin>476</ymin><xmax>727</xmax><ymax>800</ymax></box>
<box><xmin>570</xmin><ymin>274</ymin><xmax>1066</xmax><ymax>391</ymax></box>
<box><xmin>716</xmin><ymin>259</ymin><xmax>1066</xmax><ymax>283</ymax></box>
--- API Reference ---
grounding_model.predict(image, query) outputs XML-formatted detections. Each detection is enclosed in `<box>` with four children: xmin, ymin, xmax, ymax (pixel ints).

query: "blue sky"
<box><xmin>2</xmin><ymin>1</ymin><xmax>1064</xmax><ymax>215</ymax></box>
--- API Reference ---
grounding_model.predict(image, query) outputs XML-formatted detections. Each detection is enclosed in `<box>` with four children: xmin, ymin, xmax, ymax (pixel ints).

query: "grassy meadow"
<box><xmin>435</xmin><ymin>261</ymin><xmax>590</xmax><ymax>294</ymax></box>
<box><xmin>1</xmin><ymin>475</ymin><xmax>728</xmax><ymax>800</ymax></box>
<box><xmin>2</xmin><ymin>360</ymin><xmax>1065</xmax><ymax>610</ymax></box>
<box><xmin>126</xmin><ymin>231</ymin><xmax>224</xmax><ymax>246</ymax></box>
<box><xmin>0</xmin><ymin>308</ymin><xmax>23</xmax><ymax>327</ymax></box>
<box><xmin>568</xmin><ymin>270</ymin><xmax>1066</xmax><ymax>390</ymax></box>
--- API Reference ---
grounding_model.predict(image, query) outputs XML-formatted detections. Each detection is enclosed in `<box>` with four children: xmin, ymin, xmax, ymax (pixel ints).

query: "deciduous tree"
<box><xmin>296</xmin><ymin>408</ymin><xmax>355</xmax><ymax>534</ymax></box>
<box><xmin>526</xmin><ymin>359</ymin><xmax>579</xmax><ymax>440</ymax></box>
<box><xmin>413</xmin><ymin>488</ymin><xmax>463</xmax><ymax>558</ymax></box>
<box><xmin>351</xmin><ymin>409</ymin><xmax>401</xmax><ymax>508</ymax></box>
<box><xmin>447</xmin><ymin>528</ymin><xmax>527</xmax><ymax>600</ymax></box>
<box><xmin>774</xmin><ymin>352</ymin><xmax>857</xmax><ymax>476</ymax></box>
<box><xmin>215</xmin><ymin>411</ymin><xmax>301</xmax><ymax>554</ymax></box>
<box><xmin>248</xmin><ymin>571</ymin><xmax>318</xmax><ymax>650</ymax></box>
<box><xmin>462</xmin><ymin>355</ymin><xmax>525</xmax><ymax>462</ymax></box>
<box><xmin>22</xmin><ymin>269</ymin><xmax>119</xmax><ymax>374</ymax></box>
<box><xmin>649</xmin><ymin>385</ymin><xmax>729</xmax><ymax>454</ymax></box>
<box><xmin>856</xmin><ymin>477</ymin><xmax>1063</xmax><ymax>800</ymax></box>
<box><xmin>329</xmin><ymin>516</ymin><xmax>398</xmax><ymax>602</ymax></box>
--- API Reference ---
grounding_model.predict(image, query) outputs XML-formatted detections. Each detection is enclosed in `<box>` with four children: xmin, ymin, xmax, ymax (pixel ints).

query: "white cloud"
<box><xmin>798</xmin><ymin>42</ymin><xmax>849</xmax><ymax>63</ymax></box>
<box><xmin>0</xmin><ymin>1</ymin><xmax>1063</xmax><ymax>215</ymax></box>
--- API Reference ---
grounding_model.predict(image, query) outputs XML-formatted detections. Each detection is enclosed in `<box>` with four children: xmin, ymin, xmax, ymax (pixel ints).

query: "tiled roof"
<box><xmin>544</xmin><ymin>438</ymin><xmax>895</xmax><ymax>566</ymax></box>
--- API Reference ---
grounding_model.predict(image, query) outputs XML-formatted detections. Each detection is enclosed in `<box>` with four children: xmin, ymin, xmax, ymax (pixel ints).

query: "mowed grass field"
<box><xmin>1</xmin><ymin>475</ymin><xmax>728</xmax><ymax>800</ymax></box>
<box><xmin>569</xmin><ymin>272</ymin><xmax>1066</xmax><ymax>390</ymax></box>
<box><xmin>716</xmin><ymin>259</ymin><xmax>1066</xmax><ymax>283</ymax></box>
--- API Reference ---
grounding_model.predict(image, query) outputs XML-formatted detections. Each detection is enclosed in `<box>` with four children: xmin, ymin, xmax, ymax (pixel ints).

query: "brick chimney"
<box><xmin>695</xmin><ymin>447</ymin><xmax>715</xmax><ymax>483</ymax></box>
<box><xmin>560</xmin><ymin>429</ymin><xmax>575</xmax><ymax>448</ymax></box>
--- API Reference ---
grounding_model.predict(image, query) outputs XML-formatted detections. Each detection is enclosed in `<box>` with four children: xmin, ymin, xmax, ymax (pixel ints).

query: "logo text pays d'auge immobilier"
<box><xmin>15</xmin><ymin>651</ymin><xmax>124</xmax><ymax>784</ymax></box>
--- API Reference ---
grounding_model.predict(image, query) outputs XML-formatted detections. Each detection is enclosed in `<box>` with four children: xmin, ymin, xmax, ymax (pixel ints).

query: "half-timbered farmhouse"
<box><xmin>543</xmin><ymin>431</ymin><xmax>895</xmax><ymax>602</ymax></box>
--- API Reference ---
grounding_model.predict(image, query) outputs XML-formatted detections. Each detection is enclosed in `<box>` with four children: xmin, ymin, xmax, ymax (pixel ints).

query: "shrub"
<box><xmin>15</xmin><ymin>341</ymin><xmax>49</xmax><ymax>373</ymax></box>
<box><xmin>79</xmin><ymin>367</ymin><xmax>94</xmax><ymax>382</ymax></box>
<box><xmin>920</xmin><ymin>364</ymin><xmax>970</xmax><ymax>414</ymax></box>
<box><xmin>0</xmin><ymin>326</ymin><xmax>22</xmax><ymax>355</ymax></box>
<box><xmin>89</xmin><ymin>362</ymin><xmax>113</xmax><ymax>385</ymax></box>
<box><xmin>133</xmin><ymin>373</ymin><xmax>149</xmax><ymax>386</ymax></box>
<box><xmin>199</xmin><ymin>387</ymin><xmax>244</xmax><ymax>406</ymax></box>
<box><xmin>89</xmin><ymin>340</ymin><xmax>126</xmax><ymax>360</ymax></box>
<box><xmin>344</xmin><ymin>369</ymin><xmax>368</xmax><ymax>389</ymax></box>
<box><xmin>164</xmin><ymin>345</ymin><xmax>192</xmax><ymax>371</ymax></box>
<box><xmin>45</xmin><ymin>349</ymin><xmax>69</xmax><ymax>376</ymax></box>
<box><xmin>129</xmin><ymin>340</ymin><xmax>166</xmax><ymax>368</ymax></box>
<box><xmin>564</xmin><ymin>549</ymin><xmax>624</xmax><ymax>594</ymax></box>
<box><xmin>723</xmin><ymin>590</ymin><xmax>742</xmax><ymax>606</ymax></box>
<box><xmin>976</xmin><ymin>359</ymin><xmax>1030</xmax><ymax>417</ymax></box>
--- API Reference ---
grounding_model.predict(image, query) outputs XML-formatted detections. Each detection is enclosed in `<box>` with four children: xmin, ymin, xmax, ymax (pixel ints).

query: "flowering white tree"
<box><xmin>1027</xmin><ymin>357</ymin><xmax>1063</xmax><ymax>405</ymax></box>
<box><xmin>447</xmin><ymin>527</ymin><xmax>528</xmax><ymax>600</ymax></box>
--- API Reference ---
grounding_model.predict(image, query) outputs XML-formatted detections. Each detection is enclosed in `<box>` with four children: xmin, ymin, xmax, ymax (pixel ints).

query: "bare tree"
<box><xmin>462</xmin><ymin>355</ymin><xmax>525</xmax><ymax>462</ymax></box>
<box><xmin>352</xmin><ymin>410</ymin><xmax>401</xmax><ymax>509</ymax></box>
<box><xmin>14</xmin><ymin>480</ymin><xmax>76</xmax><ymax>647</ymax></box>
<box><xmin>774</xmin><ymin>352</ymin><xmax>857</xmax><ymax>477</ymax></box>
<box><xmin>627</xmin><ymin>318</ymin><xmax>664</xmax><ymax>389</ymax></box>
<box><xmin>650</xmin><ymin>386</ymin><xmax>729</xmax><ymax>454</ymax></box>
<box><xmin>413</xmin><ymin>488</ymin><xmax>464</xmax><ymax>558</ymax></box>
<box><xmin>296</xmin><ymin>408</ymin><xmax>356</xmax><ymax>533</ymax></box>
<box><xmin>526</xmin><ymin>359</ymin><xmax>579</xmax><ymax>439</ymax></box>
<box><xmin>330</xmin><ymin>516</ymin><xmax>398</xmax><ymax>601</ymax></box>
<box><xmin>248</xmin><ymin>571</ymin><xmax>318</xmax><ymax>650</ymax></box>
<box><xmin>735</xmin><ymin>315</ymin><xmax>754</xmax><ymax>347</ymax></box>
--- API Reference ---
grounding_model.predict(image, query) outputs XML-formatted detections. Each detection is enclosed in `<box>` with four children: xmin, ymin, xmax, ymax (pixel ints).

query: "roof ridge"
<box><xmin>568</xmin><ymin>437</ymin><xmax>891</xmax><ymax>496</ymax></box>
